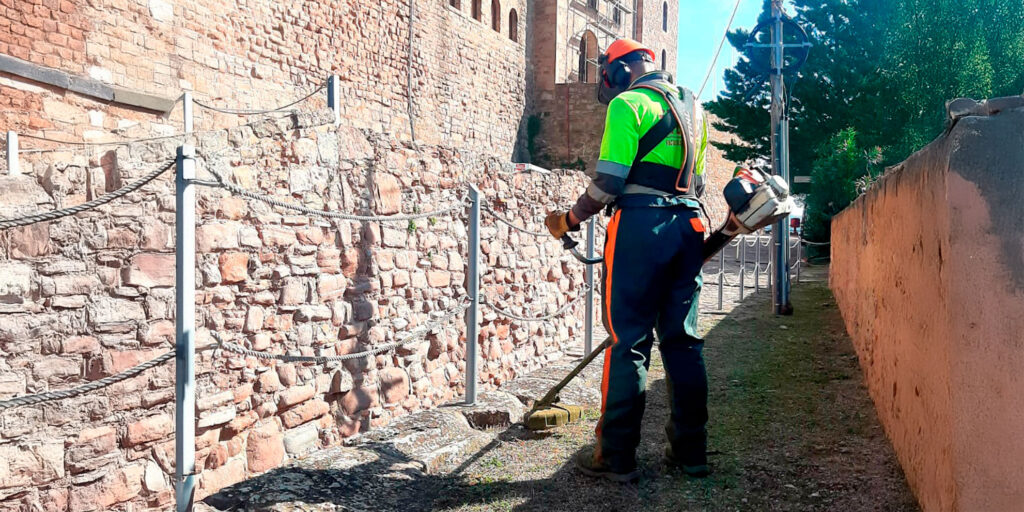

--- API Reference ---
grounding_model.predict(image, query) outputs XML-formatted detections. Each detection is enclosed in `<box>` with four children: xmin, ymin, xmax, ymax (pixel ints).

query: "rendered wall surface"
<box><xmin>830</xmin><ymin>106</ymin><xmax>1024</xmax><ymax>512</ymax></box>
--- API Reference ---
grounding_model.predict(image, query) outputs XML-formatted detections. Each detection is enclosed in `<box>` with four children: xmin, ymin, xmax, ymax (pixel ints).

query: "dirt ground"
<box><xmin>202</xmin><ymin>265</ymin><xmax>919</xmax><ymax>512</ymax></box>
<box><xmin>428</xmin><ymin>266</ymin><xmax>918</xmax><ymax>512</ymax></box>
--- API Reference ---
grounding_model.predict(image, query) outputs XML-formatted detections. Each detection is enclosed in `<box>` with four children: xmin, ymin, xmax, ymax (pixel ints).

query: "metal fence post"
<box><xmin>174</xmin><ymin>93</ymin><xmax>195</xmax><ymax>512</ymax></box>
<box><xmin>718</xmin><ymin>247</ymin><xmax>725</xmax><ymax>311</ymax></box>
<box><xmin>327</xmin><ymin>75</ymin><xmax>341</xmax><ymax>125</ymax></box>
<box><xmin>174</xmin><ymin>144</ymin><xmax>196</xmax><ymax>512</ymax></box>
<box><xmin>739</xmin><ymin>236</ymin><xmax>746</xmax><ymax>302</ymax></box>
<box><xmin>465</xmin><ymin>184</ymin><xmax>481</xmax><ymax>405</ymax></box>
<box><xmin>795</xmin><ymin>239</ymin><xmax>802</xmax><ymax>284</ymax></box>
<box><xmin>584</xmin><ymin>217</ymin><xmax>596</xmax><ymax>355</ymax></box>
<box><xmin>755</xmin><ymin>234</ymin><xmax>761</xmax><ymax>294</ymax></box>
<box><xmin>6</xmin><ymin>131</ymin><xmax>18</xmax><ymax>176</ymax></box>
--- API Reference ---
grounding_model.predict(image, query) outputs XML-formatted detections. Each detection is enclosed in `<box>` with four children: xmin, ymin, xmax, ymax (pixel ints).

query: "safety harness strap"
<box><xmin>632</xmin><ymin>112</ymin><xmax>676</xmax><ymax>168</ymax></box>
<box><xmin>625</xmin><ymin>82</ymin><xmax>698</xmax><ymax>198</ymax></box>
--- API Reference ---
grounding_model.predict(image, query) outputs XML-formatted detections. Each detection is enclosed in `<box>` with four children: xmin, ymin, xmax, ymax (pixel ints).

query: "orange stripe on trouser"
<box><xmin>594</xmin><ymin>210</ymin><xmax>621</xmax><ymax>464</ymax></box>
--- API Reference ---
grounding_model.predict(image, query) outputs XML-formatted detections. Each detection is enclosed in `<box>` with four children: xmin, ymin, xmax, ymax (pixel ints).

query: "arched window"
<box><xmin>661</xmin><ymin>50</ymin><xmax>667</xmax><ymax>70</ymax></box>
<box><xmin>662</xmin><ymin>2</ymin><xmax>668</xmax><ymax>32</ymax></box>
<box><xmin>578</xmin><ymin>31</ymin><xmax>599</xmax><ymax>83</ymax></box>
<box><xmin>449</xmin><ymin>0</ymin><xmax>460</xmax><ymax>10</ymax></box>
<box><xmin>491</xmin><ymin>0</ymin><xmax>501</xmax><ymax>32</ymax></box>
<box><xmin>508</xmin><ymin>9</ymin><xmax>518</xmax><ymax>42</ymax></box>
<box><xmin>472</xmin><ymin>0</ymin><xmax>482</xmax><ymax>21</ymax></box>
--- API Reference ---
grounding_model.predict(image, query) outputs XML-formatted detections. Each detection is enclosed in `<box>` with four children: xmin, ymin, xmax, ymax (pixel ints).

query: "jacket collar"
<box><xmin>630</xmin><ymin>71</ymin><xmax>675</xmax><ymax>88</ymax></box>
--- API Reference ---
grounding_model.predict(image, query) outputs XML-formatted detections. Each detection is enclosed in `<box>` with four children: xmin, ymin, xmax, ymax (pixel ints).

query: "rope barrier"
<box><xmin>200</xmin><ymin>166</ymin><xmax>468</xmax><ymax>222</ymax></box>
<box><xmin>800</xmin><ymin>239</ymin><xmax>831</xmax><ymax>246</ymax></box>
<box><xmin>214</xmin><ymin>299</ymin><xmax>469</xmax><ymax>363</ymax></box>
<box><xmin>0</xmin><ymin>350</ymin><xmax>176</xmax><ymax>411</ymax></box>
<box><xmin>193</xmin><ymin>82</ymin><xmax>327</xmax><ymax>116</ymax></box>
<box><xmin>482</xmin><ymin>288</ymin><xmax>588</xmax><ymax>323</ymax></box>
<box><xmin>17</xmin><ymin>132</ymin><xmax>188</xmax><ymax>153</ymax></box>
<box><xmin>0</xmin><ymin>160</ymin><xmax>175</xmax><ymax>230</ymax></box>
<box><xmin>482</xmin><ymin>204</ymin><xmax>550</xmax><ymax>238</ymax></box>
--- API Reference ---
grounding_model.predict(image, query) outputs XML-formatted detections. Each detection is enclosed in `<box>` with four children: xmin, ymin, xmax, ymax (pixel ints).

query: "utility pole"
<box><xmin>769</xmin><ymin>0</ymin><xmax>793</xmax><ymax>315</ymax></box>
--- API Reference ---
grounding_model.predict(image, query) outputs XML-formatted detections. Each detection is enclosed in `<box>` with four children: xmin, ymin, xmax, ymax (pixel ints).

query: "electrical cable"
<box><xmin>696</xmin><ymin>0</ymin><xmax>745</xmax><ymax>100</ymax></box>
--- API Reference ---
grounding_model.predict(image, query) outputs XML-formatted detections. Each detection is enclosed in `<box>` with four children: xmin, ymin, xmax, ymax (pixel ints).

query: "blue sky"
<box><xmin>675</xmin><ymin>1</ymin><xmax>770</xmax><ymax>100</ymax></box>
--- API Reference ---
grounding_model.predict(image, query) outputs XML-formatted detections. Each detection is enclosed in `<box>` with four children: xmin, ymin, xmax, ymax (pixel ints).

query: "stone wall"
<box><xmin>637</xmin><ymin>0</ymin><xmax>677</xmax><ymax>73</ymax></box>
<box><xmin>830</xmin><ymin>102</ymin><xmax>1024</xmax><ymax>511</ymax></box>
<box><xmin>0</xmin><ymin>108</ymin><xmax>591</xmax><ymax>511</ymax></box>
<box><xmin>0</xmin><ymin>0</ymin><xmax>528</xmax><ymax>158</ymax></box>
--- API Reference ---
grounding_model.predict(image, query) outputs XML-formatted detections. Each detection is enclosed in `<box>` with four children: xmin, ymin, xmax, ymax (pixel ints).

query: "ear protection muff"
<box><xmin>599</xmin><ymin>55</ymin><xmax>632</xmax><ymax>89</ymax></box>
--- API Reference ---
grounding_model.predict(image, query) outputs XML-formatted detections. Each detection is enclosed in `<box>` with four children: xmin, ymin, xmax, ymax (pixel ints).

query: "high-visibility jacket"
<box><xmin>572</xmin><ymin>71</ymin><xmax>708</xmax><ymax>221</ymax></box>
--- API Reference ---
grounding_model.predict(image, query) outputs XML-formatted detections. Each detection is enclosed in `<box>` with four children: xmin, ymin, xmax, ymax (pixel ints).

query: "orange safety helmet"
<box><xmin>603</xmin><ymin>38</ymin><xmax>656</xmax><ymax>64</ymax></box>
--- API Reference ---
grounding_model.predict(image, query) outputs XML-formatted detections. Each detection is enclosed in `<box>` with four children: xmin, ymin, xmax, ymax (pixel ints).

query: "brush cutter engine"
<box><xmin>722</xmin><ymin>168</ymin><xmax>795</xmax><ymax>235</ymax></box>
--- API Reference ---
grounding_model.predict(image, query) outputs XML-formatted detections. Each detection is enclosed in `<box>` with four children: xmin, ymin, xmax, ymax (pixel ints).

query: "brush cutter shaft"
<box><xmin>529</xmin><ymin>337</ymin><xmax>611</xmax><ymax>414</ymax></box>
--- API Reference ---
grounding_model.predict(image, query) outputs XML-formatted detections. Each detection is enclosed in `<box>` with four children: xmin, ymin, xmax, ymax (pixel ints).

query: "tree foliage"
<box><xmin>707</xmin><ymin>0</ymin><xmax>1024</xmax><ymax>242</ymax></box>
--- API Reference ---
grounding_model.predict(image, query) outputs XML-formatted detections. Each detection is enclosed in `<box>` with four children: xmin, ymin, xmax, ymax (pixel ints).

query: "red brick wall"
<box><xmin>0</xmin><ymin>0</ymin><xmax>528</xmax><ymax>157</ymax></box>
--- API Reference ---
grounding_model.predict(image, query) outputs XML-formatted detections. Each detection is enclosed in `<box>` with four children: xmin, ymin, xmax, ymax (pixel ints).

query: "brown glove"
<box><xmin>544</xmin><ymin>211</ymin><xmax>579</xmax><ymax>239</ymax></box>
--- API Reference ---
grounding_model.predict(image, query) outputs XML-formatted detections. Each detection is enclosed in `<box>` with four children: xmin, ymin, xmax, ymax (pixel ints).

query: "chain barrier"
<box><xmin>200</xmin><ymin>166</ymin><xmax>468</xmax><ymax>222</ymax></box>
<box><xmin>0</xmin><ymin>160</ymin><xmax>175</xmax><ymax>230</ymax></box>
<box><xmin>481</xmin><ymin>203</ymin><xmax>550</xmax><ymax>238</ymax></box>
<box><xmin>213</xmin><ymin>299</ymin><xmax>469</xmax><ymax>363</ymax></box>
<box><xmin>482</xmin><ymin>287</ymin><xmax>589</xmax><ymax>323</ymax></box>
<box><xmin>193</xmin><ymin>82</ymin><xmax>328</xmax><ymax>116</ymax></box>
<box><xmin>0</xmin><ymin>349</ymin><xmax>177</xmax><ymax>411</ymax></box>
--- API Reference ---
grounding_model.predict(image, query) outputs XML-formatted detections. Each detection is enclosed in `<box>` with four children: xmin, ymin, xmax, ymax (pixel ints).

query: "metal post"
<box><xmin>795</xmin><ymin>239</ymin><xmax>802</xmax><ymax>284</ymax></box>
<box><xmin>5</xmin><ymin>131</ymin><xmax>18</xmax><ymax>176</ymax></box>
<box><xmin>465</xmin><ymin>184</ymin><xmax>481</xmax><ymax>405</ymax></box>
<box><xmin>739</xmin><ymin>236</ymin><xmax>746</xmax><ymax>302</ymax></box>
<box><xmin>584</xmin><ymin>217</ymin><xmax>596</xmax><ymax>355</ymax></box>
<box><xmin>327</xmin><ymin>75</ymin><xmax>341</xmax><ymax>125</ymax></box>
<box><xmin>717</xmin><ymin>246</ymin><xmax>724</xmax><ymax>311</ymax></box>
<box><xmin>770</xmin><ymin>0</ymin><xmax>792</xmax><ymax>315</ymax></box>
<box><xmin>755</xmin><ymin>234</ymin><xmax>761</xmax><ymax>295</ymax></box>
<box><xmin>174</xmin><ymin>145</ymin><xmax>196</xmax><ymax>512</ymax></box>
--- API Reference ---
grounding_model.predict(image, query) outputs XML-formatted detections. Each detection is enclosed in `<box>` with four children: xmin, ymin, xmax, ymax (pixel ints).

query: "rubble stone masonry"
<box><xmin>0</xmin><ymin>109</ymin><xmax>591</xmax><ymax>511</ymax></box>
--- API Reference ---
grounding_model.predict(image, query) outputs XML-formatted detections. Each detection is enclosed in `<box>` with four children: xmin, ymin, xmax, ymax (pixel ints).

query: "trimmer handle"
<box><xmin>561</xmin><ymin>234</ymin><xmax>604</xmax><ymax>265</ymax></box>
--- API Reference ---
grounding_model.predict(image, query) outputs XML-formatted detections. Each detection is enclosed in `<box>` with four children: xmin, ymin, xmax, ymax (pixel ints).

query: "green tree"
<box><xmin>802</xmin><ymin>129</ymin><xmax>879</xmax><ymax>244</ymax></box>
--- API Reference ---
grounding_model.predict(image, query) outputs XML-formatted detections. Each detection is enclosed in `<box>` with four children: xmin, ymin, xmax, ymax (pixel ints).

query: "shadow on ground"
<box><xmin>203</xmin><ymin>267</ymin><xmax>918</xmax><ymax>512</ymax></box>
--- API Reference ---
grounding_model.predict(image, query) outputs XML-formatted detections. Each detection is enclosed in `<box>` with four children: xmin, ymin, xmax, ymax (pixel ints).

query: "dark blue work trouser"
<box><xmin>594</xmin><ymin>203</ymin><xmax>709</xmax><ymax>471</ymax></box>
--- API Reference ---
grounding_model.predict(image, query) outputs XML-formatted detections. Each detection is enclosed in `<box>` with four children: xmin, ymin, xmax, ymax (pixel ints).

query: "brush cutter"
<box><xmin>526</xmin><ymin>171</ymin><xmax>792</xmax><ymax>430</ymax></box>
<box><xmin>701</xmin><ymin>167</ymin><xmax>795</xmax><ymax>263</ymax></box>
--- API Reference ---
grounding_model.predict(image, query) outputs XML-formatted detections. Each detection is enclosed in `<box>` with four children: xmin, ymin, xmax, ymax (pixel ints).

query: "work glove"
<box><xmin>544</xmin><ymin>211</ymin><xmax>580</xmax><ymax>239</ymax></box>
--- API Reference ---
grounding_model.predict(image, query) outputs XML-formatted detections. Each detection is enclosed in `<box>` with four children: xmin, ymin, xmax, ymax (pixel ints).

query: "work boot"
<box><xmin>575</xmin><ymin>446</ymin><xmax>640</xmax><ymax>483</ymax></box>
<box><xmin>663</xmin><ymin>445</ymin><xmax>712</xmax><ymax>478</ymax></box>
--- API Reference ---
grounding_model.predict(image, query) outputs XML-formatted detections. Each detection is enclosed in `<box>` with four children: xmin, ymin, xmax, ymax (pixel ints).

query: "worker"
<box><xmin>545</xmin><ymin>38</ymin><xmax>712</xmax><ymax>482</ymax></box>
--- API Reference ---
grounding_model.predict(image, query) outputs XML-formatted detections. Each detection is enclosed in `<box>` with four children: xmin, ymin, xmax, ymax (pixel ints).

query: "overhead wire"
<box><xmin>696</xmin><ymin>0</ymin><xmax>745</xmax><ymax>100</ymax></box>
